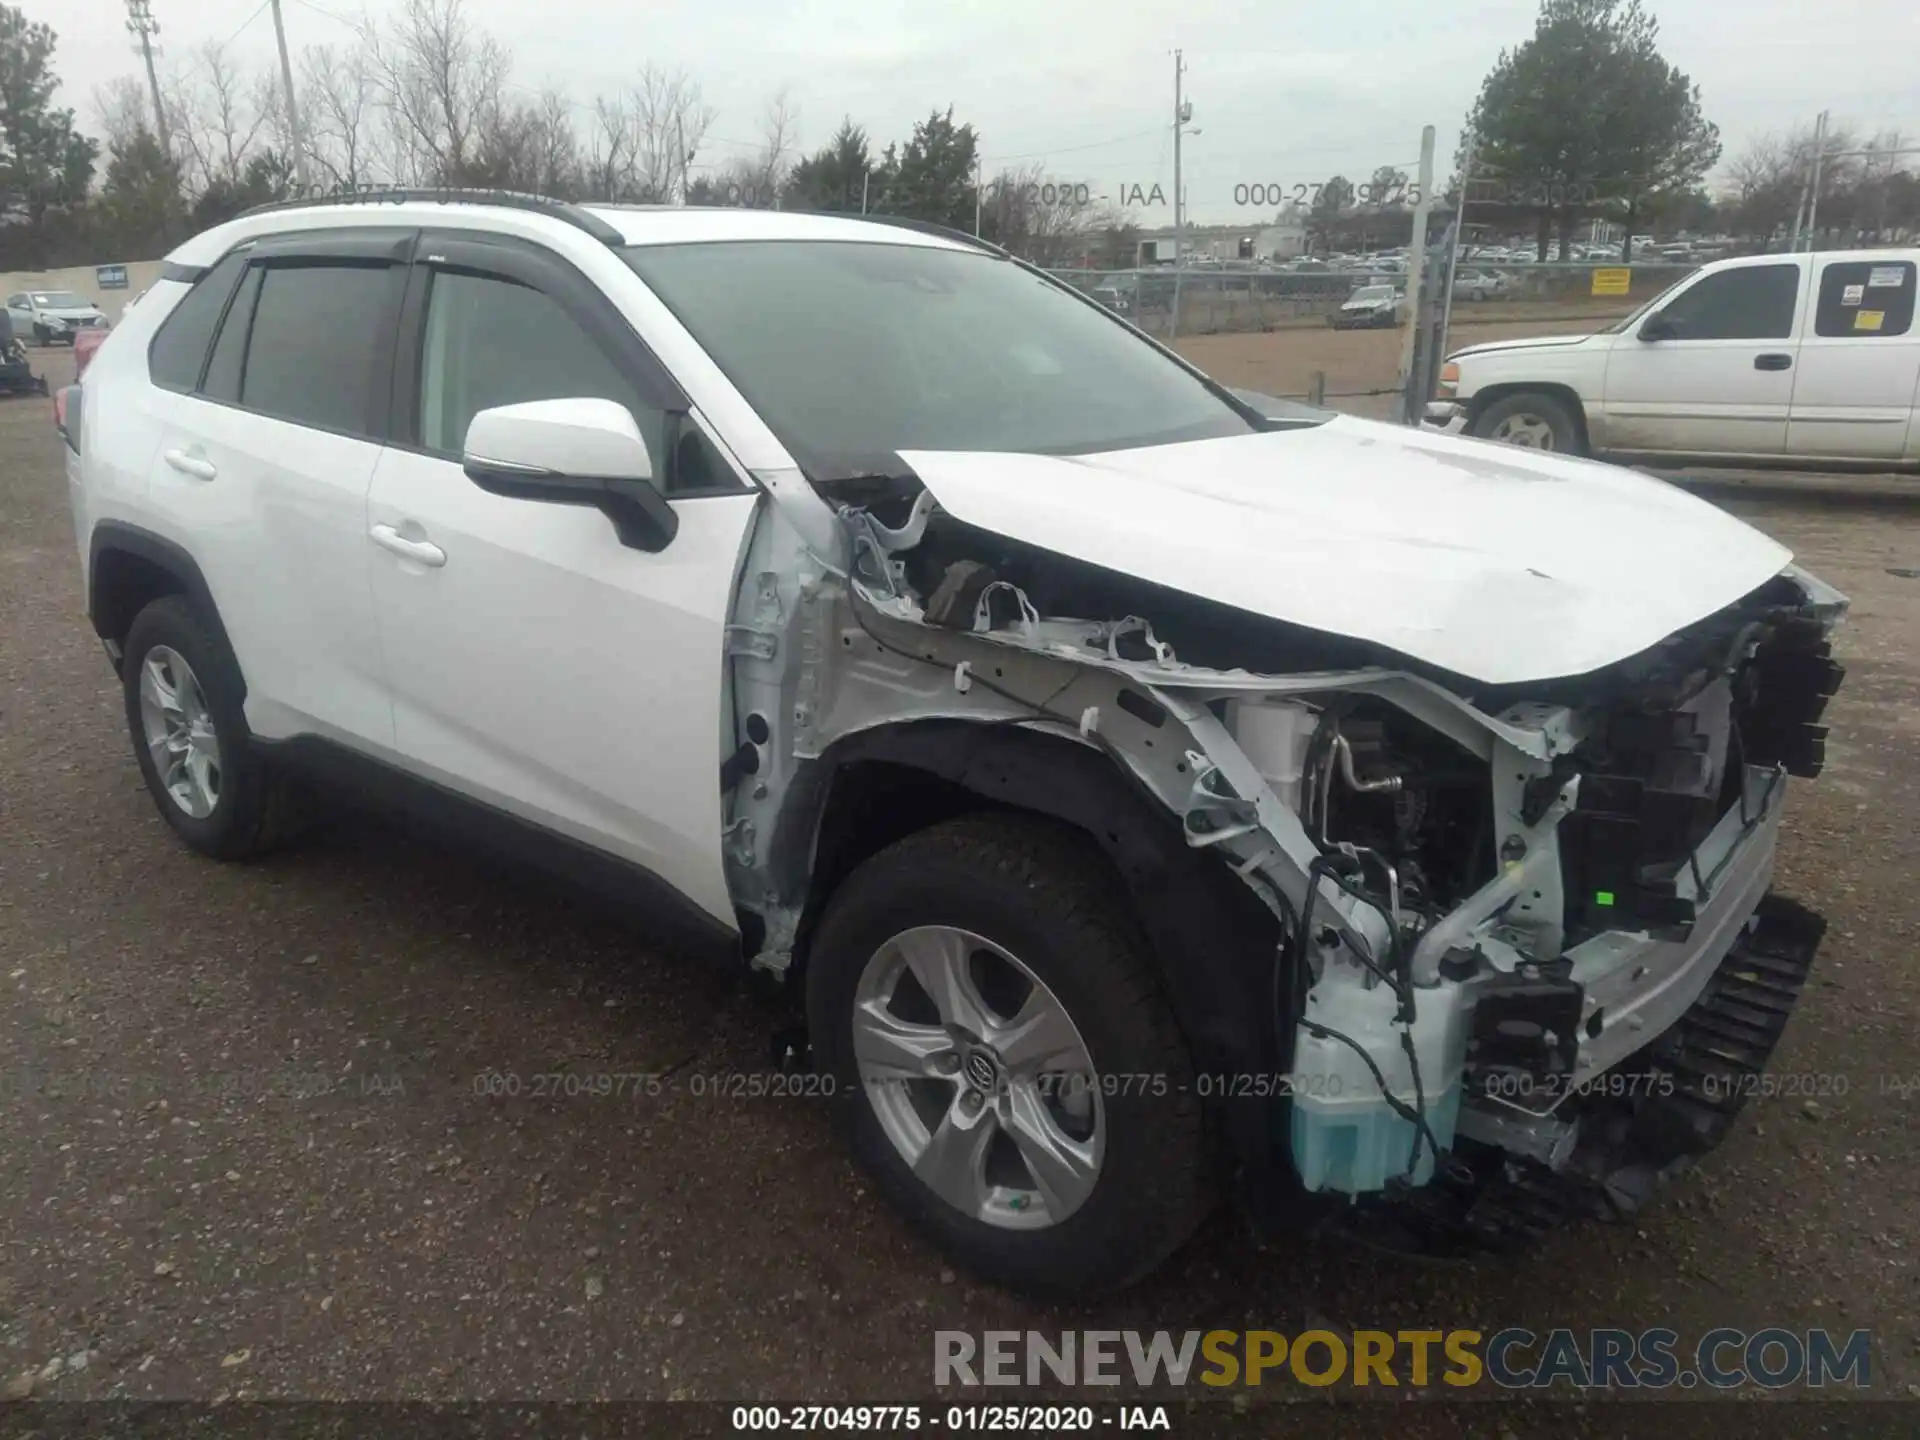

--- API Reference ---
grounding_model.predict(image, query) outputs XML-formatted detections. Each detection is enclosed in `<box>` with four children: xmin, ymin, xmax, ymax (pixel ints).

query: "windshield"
<box><xmin>622</xmin><ymin>240</ymin><xmax>1259</xmax><ymax>476</ymax></box>
<box><xmin>1351</xmin><ymin>286</ymin><xmax>1395</xmax><ymax>302</ymax></box>
<box><xmin>30</xmin><ymin>291</ymin><xmax>86</xmax><ymax>308</ymax></box>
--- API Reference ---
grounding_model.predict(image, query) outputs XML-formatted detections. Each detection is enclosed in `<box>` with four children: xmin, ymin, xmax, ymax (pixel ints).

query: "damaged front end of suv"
<box><xmin>716</xmin><ymin>406</ymin><xmax>1846</xmax><ymax>1261</ymax></box>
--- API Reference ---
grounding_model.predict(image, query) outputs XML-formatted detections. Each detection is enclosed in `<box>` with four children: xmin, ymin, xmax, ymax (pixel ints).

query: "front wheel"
<box><xmin>1471</xmin><ymin>390</ymin><xmax>1584</xmax><ymax>454</ymax></box>
<box><xmin>806</xmin><ymin>814</ymin><xmax>1210</xmax><ymax>1297</ymax></box>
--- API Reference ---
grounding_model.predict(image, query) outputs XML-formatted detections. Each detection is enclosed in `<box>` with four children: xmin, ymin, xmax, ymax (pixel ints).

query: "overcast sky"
<box><xmin>46</xmin><ymin>0</ymin><xmax>1920</xmax><ymax>224</ymax></box>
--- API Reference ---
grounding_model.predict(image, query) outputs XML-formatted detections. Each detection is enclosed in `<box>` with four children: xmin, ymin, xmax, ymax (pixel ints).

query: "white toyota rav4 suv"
<box><xmin>64</xmin><ymin>192</ymin><xmax>1848</xmax><ymax>1295</ymax></box>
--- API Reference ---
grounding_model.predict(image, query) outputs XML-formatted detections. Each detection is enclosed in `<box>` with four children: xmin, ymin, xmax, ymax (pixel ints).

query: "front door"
<box><xmin>364</xmin><ymin>233</ymin><xmax>759</xmax><ymax>925</ymax></box>
<box><xmin>1602</xmin><ymin>260</ymin><xmax>1807</xmax><ymax>456</ymax></box>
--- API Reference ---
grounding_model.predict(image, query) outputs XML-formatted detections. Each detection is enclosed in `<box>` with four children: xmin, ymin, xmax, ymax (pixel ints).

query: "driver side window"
<box><xmin>1657</xmin><ymin>264</ymin><xmax>1800</xmax><ymax>341</ymax></box>
<box><xmin>418</xmin><ymin>269</ymin><xmax>655</xmax><ymax>456</ymax></box>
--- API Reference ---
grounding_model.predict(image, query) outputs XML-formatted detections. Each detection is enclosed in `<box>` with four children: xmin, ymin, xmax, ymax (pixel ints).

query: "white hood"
<box><xmin>1450</xmin><ymin>332</ymin><xmax>1596</xmax><ymax>358</ymax></box>
<box><xmin>898</xmin><ymin>417</ymin><xmax>1792</xmax><ymax>686</ymax></box>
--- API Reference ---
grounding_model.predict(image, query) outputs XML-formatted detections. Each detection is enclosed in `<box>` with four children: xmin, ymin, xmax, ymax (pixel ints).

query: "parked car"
<box><xmin>1428</xmin><ymin>248</ymin><xmax>1920</xmax><ymax>468</ymax></box>
<box><xmin>1088</xmin><ymin>281</ymin><xmax>1133</xmax><ymax>315</ymax></box>
<box><xmin>6</xmin><ymin>288</ymin><xmax>109</xmax><ymax>345</ymax></box>
<box><xmin>1452</xmin><ymin>269</ymin><xmax>1510</xmax><ymax>301</ymax></box>
<box><xmin>1330</xmin><ymin>282</ymin><xmax>1403</xmax><ymax>327</ymax></box>
<box><xmin>67</xmin><ymin>193</ymin><xmax>1847</xmax><ymax>1297</ymax></box>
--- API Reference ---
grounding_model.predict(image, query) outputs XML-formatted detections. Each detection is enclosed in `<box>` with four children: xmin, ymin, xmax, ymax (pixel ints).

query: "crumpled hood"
<box><xmin>898</xmin><ymin>416</ymin><xmax>1792</xmax><ymax>686</ymax></box>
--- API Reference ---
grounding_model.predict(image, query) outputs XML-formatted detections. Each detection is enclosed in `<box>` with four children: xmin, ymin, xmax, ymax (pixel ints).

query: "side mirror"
<box><xmin>1638</xmin><ymin>313</ymin><xmax>1678</xmax><ymax>342</ymax></box>
<box><xmin>462</xmin><ymin>398</ymin><xmax>677</xmax><ymax>553</ymax></box>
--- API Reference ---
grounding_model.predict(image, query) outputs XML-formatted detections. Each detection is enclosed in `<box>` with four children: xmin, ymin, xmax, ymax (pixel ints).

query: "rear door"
<box><xmin>363</xmin><ymin>231</ymin><xmax>760</xmax><ymax>925</ymax></box>
<box><xmin>144</xmin><ymin>227</ymin><xmax>412</xmax><ymax>747</ymax></box>
<box><xmin>1601</xmin><ymin>260</ymin><xmax>1808</xmax><ymax>455</ymax></box>
<box><xmin>1786</xmin><ymin>256</ymin><xmax>1919</xmax><ymax>461</ymax></box>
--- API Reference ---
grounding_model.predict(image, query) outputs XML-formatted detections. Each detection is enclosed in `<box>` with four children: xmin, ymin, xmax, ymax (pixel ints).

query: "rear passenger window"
<box><xmin>238</xmin><ymin>262</ymin><xmax>394</xmax><ymax>436</ymax></box>
<box><xmin>148</xmin><ymin>252</ymin><xmax>246</xmax><ymax>392</ymax></box>
<box><xmin>1814</xmin><ymin>260</ymin><xmax>1915</xmax><ymax>338</ymax></box>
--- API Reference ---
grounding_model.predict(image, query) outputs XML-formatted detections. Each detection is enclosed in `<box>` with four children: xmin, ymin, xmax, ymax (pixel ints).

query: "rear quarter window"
<box><xmin>148</xmin><ymin>253</ymin><xmax>247</xmax><ymax>392</ymax></box>
<box><xmin>1814</xmin><ymin>260</ymin><xmax>1915</xmax><ymax>338</ymax></box>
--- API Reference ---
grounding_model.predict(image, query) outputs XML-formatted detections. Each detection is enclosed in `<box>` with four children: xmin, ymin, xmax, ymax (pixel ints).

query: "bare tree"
<box><xmin>528</xmin><ymin>90</ymin><xmax>583</xmax><ymax>198</ymax></box>
<box><xmin>693</xmin><ymin>91</ymin><xmax>797</xmax><ymax>210</ymax></box>
<box><xmin>92</xmin><ymin>75</ymin><xmax>154</xmax><ymax>153</ymax></box>
<box><xmin>599</xmin><ymin>67</ymin><xmax>715</xmax><ymax>202</ymax></box>
<box><xmin>164</xmin><ymin>43</ymin><xmax>271</xmax><ymax>196</ymax></box>
<box><xmin>985</xmin><ymin>162</ymin><xmax>1103</xmax><ymax>266</ymax></box>
<box><xmin>737</xmin><ymin>87</ymin><xmax>798</xmax><ymax>204</ymax></box>
<box><xmin>583</xmin><ymin>92</ymin><xmax>635</xmax><ymax>201</ymax></box>
<box><xmin>360</xmin><ymin>0</ymin><xmax>509</xmax><ymax>185</ymax></box>
<box><xmin>294</xmin><ymin>42</ymin><xmax>380</xmax><ymax>188</ymax></box>
<box><xmin>467</xmin><ymin>90</ymin><xmax>582</xmax><ymax>196</ymax></box>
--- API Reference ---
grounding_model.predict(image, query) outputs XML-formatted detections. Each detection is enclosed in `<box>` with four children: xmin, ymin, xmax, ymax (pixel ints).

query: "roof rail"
<box><xmin>792</xmin><ymin>210</ymin><xmax>1009</xmax><ymax>258</ymax></box>
<box><xmin>236</xmin><ymin>188</ymin><xmax>625</xmax><ymax>247</ymax></box>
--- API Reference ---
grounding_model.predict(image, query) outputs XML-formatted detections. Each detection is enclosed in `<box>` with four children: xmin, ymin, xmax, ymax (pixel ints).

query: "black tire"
<box><xmin>31</xmin><ymin>323</ymin><xmax>48</xmax><ymax>346</ymax></box>
<box><xmin>1470</xmin><ymin>389</ymin><xmax>1585</xmax><ymax>454</ymax></box>
<box><xmin>806</xmin><ymin>813</ymin><xmax>1210</xmax><ymax>1297</ymax></box>
<box><xmin>121</xmin><ymin>595</ymin><xmax>306</xmax><ymax>860</ymax></box>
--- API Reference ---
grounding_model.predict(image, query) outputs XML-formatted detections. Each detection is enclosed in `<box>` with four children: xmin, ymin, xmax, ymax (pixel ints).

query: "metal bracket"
<box><xmin>725</xmin><ymin>625</ymin><xmax>778</xmax><ymax>661</ymax></box>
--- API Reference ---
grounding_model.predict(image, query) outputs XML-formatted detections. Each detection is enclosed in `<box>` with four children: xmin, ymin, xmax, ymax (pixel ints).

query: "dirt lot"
<box><xmin>2</xmin><ymin>343</ymin><xmax>1918</xmax><ymax>1428</ymax></box>
<box><xmin>1176</xmin><ymin>309</ymin><xmax>1626</xmax><ymax>416</ymax></box>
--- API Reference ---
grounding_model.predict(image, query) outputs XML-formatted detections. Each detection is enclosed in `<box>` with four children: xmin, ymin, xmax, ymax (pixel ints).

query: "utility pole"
<box><xmin>675</xmin><ymin>113</ymin><xmax>688</xmax><ymax>204</ymax></box>
<box><xmin>1396</xmin><ymin>124</ymin><xmax>1437</xmax><ymax>425</ymax></box>
<box><xmin>267</xmin><ymin>0</ymin><xmax>312</xmax><ymax>191</ymax></box>
<box><xmin>1170</xmin><ymin>49</ymin><xmax>1192</xmax><ymax>340</ymax></box>
<box><xmin>861</xmin><ymin>170</ymin><xmax>870</xmax><ymax>214</ymax></box>
<box><xmin>1788</xmin><ymin>110</ymin><xmax>1824</xmax><ymax>252</ymax></box>
<box><xmin>1804</xmin><ymin>110</ymin><xmax>1831</xmax><ymax>251</ymax></box>
<box><xmin>1433</xmin><ymin>129</ymin><xmax>1473</xmax><ymax>394</ymax></box>
<box><xmin>125</xmin><ymin>1</ymin><xmax>172</xmax><ymax>161</ymax></box>
<box><xmin>973</xmin><ymin>155</ymin><xmax>983</xmax><ymax>236</ymax></box>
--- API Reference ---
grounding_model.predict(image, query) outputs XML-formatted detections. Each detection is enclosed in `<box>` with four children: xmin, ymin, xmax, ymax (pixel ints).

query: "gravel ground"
<box><xmin>2</xmin><ymin>345</ymin><xmax>1918</xmax><ymax>1426</ymax></box>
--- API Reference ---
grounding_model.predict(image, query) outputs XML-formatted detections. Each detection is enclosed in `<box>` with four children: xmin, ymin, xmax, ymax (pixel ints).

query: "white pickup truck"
<box><xmin>1427</xmin><ymin>248</ymin><xmax>1920</xmax><ymax>468</ymax></box>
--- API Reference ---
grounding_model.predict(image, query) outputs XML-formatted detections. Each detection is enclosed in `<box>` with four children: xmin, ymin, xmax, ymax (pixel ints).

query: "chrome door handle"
<box><xmin>162</xmin><ymin>449</ymin><xmax>217</xmax><ymax>480</ymax></box>
<box><xmin>370</xmin><ymin>524</ymin><xmax>447</xmax><ymax>568</ymax></box>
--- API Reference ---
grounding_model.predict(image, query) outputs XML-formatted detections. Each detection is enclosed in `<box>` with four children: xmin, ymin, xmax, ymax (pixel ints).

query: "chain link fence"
<box><xmin>1045</xmin><ymin>260</ymin><xmax>1698</xmax><ymax>342</ymax></box>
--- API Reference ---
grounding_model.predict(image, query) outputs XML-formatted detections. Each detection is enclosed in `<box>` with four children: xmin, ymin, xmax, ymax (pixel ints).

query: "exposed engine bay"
<box><xmin>720</xmin><ymin>468</ymin><xmax>1847</xmax><ymax>1247</ymax></box>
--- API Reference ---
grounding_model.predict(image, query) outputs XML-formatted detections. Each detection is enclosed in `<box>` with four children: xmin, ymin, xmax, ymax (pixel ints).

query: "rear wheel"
<box><xmin>122</xmin><ymin>595</ymin><xmax>307</xmax><ymax>859</ymax></box>
<box><xmin>806</xmin><ymin>814</ymin><xmax>1210</xmax><ymax>1297</ymax></box>
<box><xmin>1472</xmin><ymin>390</ymin><xmax>1583</xmax><ymax>454</ymax></box>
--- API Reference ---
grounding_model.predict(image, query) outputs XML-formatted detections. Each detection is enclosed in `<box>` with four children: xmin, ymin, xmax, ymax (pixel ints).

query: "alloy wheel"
<box><xmin>1488</xmin><ymin>412</ymin><xmax>1558</xmax><ymax>449</ymax></box>
<box><xmin>137</xmin><ymin>646</ymin><xmax>221</xmax><ymax>819</ymax></box>
<box><xmin>851</xmin><ymin>925</ymin><xmax>1104</xmax><ymax>1230</ymax></box>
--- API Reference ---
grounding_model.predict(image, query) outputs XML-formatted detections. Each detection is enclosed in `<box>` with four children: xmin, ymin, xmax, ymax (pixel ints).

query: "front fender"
<box><xmin>782</xmin><ymin>720</ymin><xmax>1303</xmax><ymax>1221</ymax></box>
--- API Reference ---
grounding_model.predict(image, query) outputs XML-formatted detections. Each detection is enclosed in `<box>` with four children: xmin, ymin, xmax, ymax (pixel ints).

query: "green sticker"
<box><xmin>1595</xmin><ymin>891</ymin><xmax>1616</xmax><ymax>906</ymax></box>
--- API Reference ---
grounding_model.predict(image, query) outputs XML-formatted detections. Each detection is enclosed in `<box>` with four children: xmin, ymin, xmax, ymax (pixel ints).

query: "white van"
<box><xmin>1427</xmin><ymin>249</ymin><xmax>1920</xmax><ymax>467</ymax></box>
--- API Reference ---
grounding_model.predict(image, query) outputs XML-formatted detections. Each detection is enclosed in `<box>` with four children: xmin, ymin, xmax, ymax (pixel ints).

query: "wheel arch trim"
<box><xmin>88</xmin><ymin>521</ymin><xmax>243</xmax><ymax>698</ymax></box>
<box><xmin>777</xmin><ymin>719</ymin><xmax>1296</xmax><ymax>1206</ymax></box>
